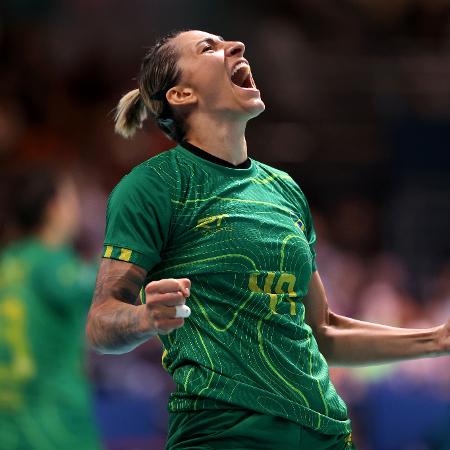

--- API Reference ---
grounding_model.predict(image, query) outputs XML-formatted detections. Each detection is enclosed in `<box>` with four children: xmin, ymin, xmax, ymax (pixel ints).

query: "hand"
<box><xmin>143</xmin><ymin>278</ymin><xmax>191</xmax><ymax>335</ymax></box>
<box><xmin>436</xmin><ymin>318</ymin><xmax>450</xmax><ymax>355</ymax></box>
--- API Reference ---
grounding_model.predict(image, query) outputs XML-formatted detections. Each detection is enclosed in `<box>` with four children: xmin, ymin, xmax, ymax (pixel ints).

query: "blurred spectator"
<box><xmin>0</xmin><ymin>165</ymin><xmax>102</xmax><ymax>450</ymax></box>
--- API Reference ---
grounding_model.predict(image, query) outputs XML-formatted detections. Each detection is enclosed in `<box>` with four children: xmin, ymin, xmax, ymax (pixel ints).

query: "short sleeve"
<box><xmin>103</xmin><ymin>166</ymin><xmax>171</xmax><ymax>272</ymax></box>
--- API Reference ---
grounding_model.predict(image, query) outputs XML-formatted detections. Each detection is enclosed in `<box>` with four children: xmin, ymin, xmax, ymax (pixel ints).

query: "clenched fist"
<box><xmin>143</xmin><ymin>278</ymin><xmax>191</xmax><ymax>335</ymax></box>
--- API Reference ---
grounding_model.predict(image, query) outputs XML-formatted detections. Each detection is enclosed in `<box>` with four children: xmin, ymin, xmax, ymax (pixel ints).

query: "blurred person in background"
<box><xmin>86</xmin><ymin>30</ymin><xmax>450</xmax><ymax>450</ymax></box>
<box><xmin>0</xmin><ymin>165</ymin><xmax>101</xmax><ymax>450</ymax></box>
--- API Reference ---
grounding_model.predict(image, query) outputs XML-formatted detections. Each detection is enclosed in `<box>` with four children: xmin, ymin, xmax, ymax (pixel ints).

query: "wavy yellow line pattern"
<box><xmin>280</xmin><ymin>234</ymin><xmax>308</xmax><ymax>271</ymax></box>
<box><xmin>151</xmin><ymin>253</ymin><xmax>258</xmax><ymax>277</ymax></box>
<box><xmin>183</xmin><ymin>366</ymin><xmax>195</xmax><ymax>392</ymax></box>
<box><xmin>249</xmin><ymin>174</ymin><xmax>292</xmax><ymax>185</ymax></box>
<box><xmin>192</xmin><ymin>322</ymin><xmax>215</xmax><ymax>410</ymax></box>
<box><xmin>190</xmin><ymin>291</ymin><xmax>255</xmax><ymax>332</ymax></box>
<box><xmin>257</xmin><ymin>317</ymin><xmax>310</xmax><ymax>408</ymax></box>
<box><xmin>171</xmin><ymin>196</ymin><xmax>293</xmax><ymax>215</ymax></box>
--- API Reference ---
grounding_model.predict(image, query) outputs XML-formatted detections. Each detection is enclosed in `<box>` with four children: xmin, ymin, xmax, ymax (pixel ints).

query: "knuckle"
<box><xmin>164</xmin><ymin>278</ymin><xmax>177</xmax><ymax>289</ymax></box>
<box><xmin>147</xmin><ymin>293</ymin><xmax>161</xmax><ymax>304</ymax></box>
<box><xmin>145</xmin><ymin>280</ymin><xmax>158</xmax><ymax>292</ymax></box>
<box><xmin>174</xmin><ymin>292</ymin><xmax>185</xmax><ymax>302</ymax></box>
<box><xmin>165</xmin><ymin>293</ymin><xmax>183</xmax><ymax>305</ymax></box>
<box><xmin>148</xmin><ymin>292</ymin><xmax>169</xmax><ymax>305</ymax></box>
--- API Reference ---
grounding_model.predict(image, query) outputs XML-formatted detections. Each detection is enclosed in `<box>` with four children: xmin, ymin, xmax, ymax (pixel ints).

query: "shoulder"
<box><xmin>253</xmin><ymin>160</ymin><xmax>293</xmax><ymax>179</ymax></box>
<box><xmin>252</xmin><ymin>160</ymin><xmax>313</xmax><ymax>223</ymax></box>
<box><xmin>114</xmin><ymin>145</ymin><xmax>196</xmax><ymax>188</ymax></box>
<box><xmin>105</xmin><ymin>148</ymin><xmax>189</xmax><ymax>220</ymax></box>
<box><xmin>134</xmin><ymin>147</ymin><xmax>181</xmax><ymax>174</ymax></box>
<box><xmin>109</xmin><ymin>147</ymin><xmax>180</xmax><ymax>199</ymax></box>
<box><xmin>253</xmin><ymin>160</ymin><xmax>306</xmax><ymax>196</ymax></box>
<box><xmin>121</xmin><ymin>147</ymin><xmax>179</xmax><ymax>182</ymax></box>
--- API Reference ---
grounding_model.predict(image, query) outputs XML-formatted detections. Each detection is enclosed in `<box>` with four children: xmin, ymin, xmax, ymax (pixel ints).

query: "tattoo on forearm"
<box><xmin>88</xmin><ymin>259</ymin><xmax>150</xmax><ymax>352</ymax></box>
<box><xmin>93</xmin><ymin>259</ymin><xmax>146</xmax><ymax>305</ymax></box>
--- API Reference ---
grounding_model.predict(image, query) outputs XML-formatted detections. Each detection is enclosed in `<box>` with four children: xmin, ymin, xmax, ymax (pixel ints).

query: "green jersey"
<box><xmin>0</xmin><ymin>239</ymin><xmax>100</xmax><ymax>450</ymax></box>
<box><xmin>103</xmin><ymin>143</ymin><xmax>351</xmax><ymax>435</ymax></box>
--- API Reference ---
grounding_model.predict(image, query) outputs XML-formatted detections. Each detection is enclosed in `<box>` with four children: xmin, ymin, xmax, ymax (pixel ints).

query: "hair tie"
<box><xmin>158</xmin><ymin>118</ymin><xmax>174</xmax><ymax>129</ymax></box>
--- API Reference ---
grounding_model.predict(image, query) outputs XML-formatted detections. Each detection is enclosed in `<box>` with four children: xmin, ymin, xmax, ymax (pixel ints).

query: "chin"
<box><xmin>244</xmin><ymin>98</ymin><xmax>265</xmax><ymax>120</ymax></box>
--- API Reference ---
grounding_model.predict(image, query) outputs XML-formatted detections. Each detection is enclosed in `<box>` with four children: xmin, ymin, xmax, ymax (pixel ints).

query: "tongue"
<box><xmin>231</xmin><ymin>66</ymin><xmax>250</xmax><ymax>87</ymax></box>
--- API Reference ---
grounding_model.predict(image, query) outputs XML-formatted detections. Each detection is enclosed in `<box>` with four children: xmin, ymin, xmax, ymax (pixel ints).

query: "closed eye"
<box><xmin>202</xmin><ymin>44</ymin><xmax>213</xmax><ymax>53</ymax></box>
<box><xmin>197</xmin><ymin>36</ymin><xmax>224</xmax><ymax>54</ymax></box>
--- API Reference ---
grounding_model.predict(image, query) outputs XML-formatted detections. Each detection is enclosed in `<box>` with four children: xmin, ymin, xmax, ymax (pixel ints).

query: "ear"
<box><xmin>166</xmin><ymin>85</ymin><xmax>197</xmax><ymax>107</ymax></box>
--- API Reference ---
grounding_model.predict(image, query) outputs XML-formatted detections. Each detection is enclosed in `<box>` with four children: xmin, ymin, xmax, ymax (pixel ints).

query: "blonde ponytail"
<box><xmin>114</xmin><ymin>89</ymin><xmax>148</xmax><ymax>139</ymax></box>
<box><xmin>115</xmin><ymin>30</ymin><xmax>186</xmax><ymax>141</ymax></box>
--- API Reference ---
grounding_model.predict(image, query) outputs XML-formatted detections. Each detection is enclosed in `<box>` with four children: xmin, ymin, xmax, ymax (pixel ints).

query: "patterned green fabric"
<box><xmin>104</xmin><ymin>145</ymin><xmax>351</xmax><ymax>435</ymax></box>
<box><xmin>0</xmin><ymin>239</ymin><xmax>100</xmax><ymax>450</ymax></box>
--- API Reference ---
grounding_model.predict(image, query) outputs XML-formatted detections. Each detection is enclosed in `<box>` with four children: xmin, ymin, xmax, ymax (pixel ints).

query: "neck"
<box><xmin>184</xmin><ymin>112</ymin><xmax>248</xmax><ymax>166</ymax></box>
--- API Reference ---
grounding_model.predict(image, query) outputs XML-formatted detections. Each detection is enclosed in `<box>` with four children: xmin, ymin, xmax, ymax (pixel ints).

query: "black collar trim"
<box><xmin>180</xmin><ymin>141</ymin><xmax>251</xmax><ymax>169</ymax></box>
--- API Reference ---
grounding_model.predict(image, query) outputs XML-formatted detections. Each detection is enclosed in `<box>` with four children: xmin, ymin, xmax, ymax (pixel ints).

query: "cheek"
<box><xmin>182</xmin><ymin>59</ymin><xmax>229</xmax><ymax>99</ymax></box>
<box><xmin>198</xmin><ymin>73</ymin><xmax>231</xmax><ymax>104</ymax></box>
<box><xmin>193</xmin><ymin>71</ymin><xmax>212</xmax><ymax>91</ymax></box>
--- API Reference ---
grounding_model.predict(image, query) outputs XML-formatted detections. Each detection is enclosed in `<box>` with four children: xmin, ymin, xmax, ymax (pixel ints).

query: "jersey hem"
<box><xmin>167</xmin><ymin>395</ymin><xmax>351</xmax><ymax>436</ymax></box>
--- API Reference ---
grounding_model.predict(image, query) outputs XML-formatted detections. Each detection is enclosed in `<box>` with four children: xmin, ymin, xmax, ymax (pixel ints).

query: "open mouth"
<box><xmin>230</xmin><ymin>62</ymin><xmax>256</xmax><ymax>89</ymax></box>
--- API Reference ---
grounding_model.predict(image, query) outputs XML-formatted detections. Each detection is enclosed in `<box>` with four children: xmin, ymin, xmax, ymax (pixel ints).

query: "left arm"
<box><xmin>304</xmin><ymin>271</ymin><xmax>450</xmax><ymax>367</ymax></box>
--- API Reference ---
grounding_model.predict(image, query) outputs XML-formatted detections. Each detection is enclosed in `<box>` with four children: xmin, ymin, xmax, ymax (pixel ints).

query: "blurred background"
<box><xmin>1</xmin><ymin>0</ymin><xmax>450</xmax><ymax>449</ymax></box>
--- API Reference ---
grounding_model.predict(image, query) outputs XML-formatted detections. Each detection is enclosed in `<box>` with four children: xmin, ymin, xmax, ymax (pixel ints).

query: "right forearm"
<box><xmin>86</xmin><ymin>301</ymin><xmax>156</xmax><ymax>354</ymax></box>
<box><xmin>87</xmin><ymin>259</ymin><xmax>190</xmax><ymax>354</ymax></box>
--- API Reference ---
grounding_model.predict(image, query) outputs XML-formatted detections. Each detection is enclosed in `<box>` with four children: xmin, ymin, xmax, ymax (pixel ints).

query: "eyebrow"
<box><xmin>196</xmin><ymin>36</ymin><xmax>225</xmax><ymax>47</ymax></box>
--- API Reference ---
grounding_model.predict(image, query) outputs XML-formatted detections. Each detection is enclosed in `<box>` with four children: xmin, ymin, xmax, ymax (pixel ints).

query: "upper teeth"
<box><xmin>231</xmin><ymin>62</ymin><xmax>250</xmax><ymax>77</ymax></box>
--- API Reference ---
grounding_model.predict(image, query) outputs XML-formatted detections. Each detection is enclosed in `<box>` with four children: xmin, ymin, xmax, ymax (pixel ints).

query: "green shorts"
<box><xmin>165</xmin><ymin>409</ymin><xmax>354</xmax><ymax>450</ymax></box>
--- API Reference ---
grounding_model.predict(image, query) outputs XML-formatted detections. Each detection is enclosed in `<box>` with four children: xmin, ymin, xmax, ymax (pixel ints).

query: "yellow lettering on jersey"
<box><xmin>0</xmin><ymin>297</ymin><xmax>35</xmax><ymax>408</ymax></box>
<box><xmin>248</xmin><ymin>272</ymin><xmax>298</xmax><ymax>315</ymax></box>
<box><xmin>195</xmin><ymin>214</ymin><xmax>229</xmax><ymax>229</ymax></box>
<box><xmin>268</xmin><ymin>294</ymin><xmax>281</xmax><ymax>313</ymax></box>
<box><xmin>248</xmin><ymin>273</ymin><xmax>263</xmax><ymax>293</ymax></box>
<box><xmin>119</xmin><ymin>248</ymin><xmax>132</xmax><ymax>262</ymax></box>
<box><xmin>263</xmin><ymin>272</ymin><xmax>275</xmax><ymax>292</ymax></box>
<box><xmin>275</xmin><ymin>273</ymin><xmax>297</xmax><ymax>315</ymax></box>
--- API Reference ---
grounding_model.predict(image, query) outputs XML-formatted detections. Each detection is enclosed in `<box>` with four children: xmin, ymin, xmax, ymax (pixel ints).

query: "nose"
<box><xmin>225</xmin><ymin>41</ymin><xmax>245</xmax><ymax>57</ymax></box>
